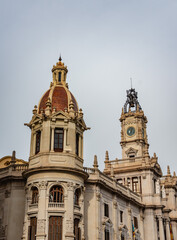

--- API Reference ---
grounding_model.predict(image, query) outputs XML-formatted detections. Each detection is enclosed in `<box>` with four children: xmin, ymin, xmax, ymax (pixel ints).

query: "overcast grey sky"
<box><xmin>0</xmin><ymin>0</ymin><xmax>177</xmax><ymax>175</ymax></box>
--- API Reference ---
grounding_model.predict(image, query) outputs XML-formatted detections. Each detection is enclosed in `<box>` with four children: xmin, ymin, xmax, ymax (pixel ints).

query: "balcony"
<box><xmin>48</xmin><ymin>202</ymin><xmax>64</xmax><ymax>208</ymax></box>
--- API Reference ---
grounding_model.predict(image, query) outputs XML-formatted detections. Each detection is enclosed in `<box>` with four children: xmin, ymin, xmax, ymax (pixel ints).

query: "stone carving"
<box><xmin>162</xmin><ymin>185</ymin><xmax>166</xmax><ymax>198</ymax></box>
<box><xmin>37</xmin><ymin>219</ymin><xmax>46</xmax><ymax>234</ymax></box>
<box><xmin>155</xmin><ymin>179</ymin><xmax>160</xmax><ymax>194</ymax></box>
<box><xmin>67</xmin><ymin>182</ymin><xmax>74</xmax><ymax>191</ymax></box>
<box><xmin>38</xmin><ymin>181</ymin><xmax>48</xmax><ymax>190</ymax></box>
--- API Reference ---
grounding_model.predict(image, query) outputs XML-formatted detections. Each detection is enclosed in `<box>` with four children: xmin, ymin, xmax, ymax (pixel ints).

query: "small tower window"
<box><xmin>76</xmin><ymin>133</ymin><xmax>79</xmax><ymax>156</ymax></box>
<box><xmin>35</xmin><ymin>131</ymin><xmax>41</xmax><ymax>154</ymax></box>
<box><xmin>54</xmin><ymin>128</ymin><xmax>64</xmax><ymax>152</ymax></box>
<box><xmin>58</xmin><ymin>72</ymin><xmax>61</xmax><ymax>82</ymax></box>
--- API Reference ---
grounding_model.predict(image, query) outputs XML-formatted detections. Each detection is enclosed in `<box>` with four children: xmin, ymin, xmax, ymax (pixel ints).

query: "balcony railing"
<box><xmin>48</xmin><ymin>202</ymin><xmax>64</xmax><ymax>208</ymax></box>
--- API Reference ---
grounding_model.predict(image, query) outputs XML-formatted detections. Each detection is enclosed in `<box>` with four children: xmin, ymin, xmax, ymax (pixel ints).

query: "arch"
<box><xmin>49</xmin><ymin>185</ymin><xmax>64</xmax><ymax>203</ymax></box>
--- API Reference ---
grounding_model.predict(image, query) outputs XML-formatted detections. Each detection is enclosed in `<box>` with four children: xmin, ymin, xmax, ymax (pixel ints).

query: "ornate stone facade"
<box><xmin>0</xmin><ymin>58</ymin><xmax>177</xmax><ymax>240</ymax></box>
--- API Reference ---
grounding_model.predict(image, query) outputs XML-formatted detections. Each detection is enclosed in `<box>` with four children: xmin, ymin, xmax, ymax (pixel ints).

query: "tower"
<box><xmin>22</xmin><ymin>58</ymin><xmax>88</xmax><ymax>240</ymax></box>
<box><xmin>120</xmin><ymin>88</ymin><xmax>149</xmax><ymax>159</ymax></box>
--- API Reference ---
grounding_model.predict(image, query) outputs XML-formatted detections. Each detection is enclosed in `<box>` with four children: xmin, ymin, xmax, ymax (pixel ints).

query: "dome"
<box><xmin>38</xmin><ymin>85</ymin><xmax>78</xmax><ymax>113</ymax></box>
<box><xmin>37</xmin><ymin>57</ymin><xmax>79</xmax><ymax>114</ymax></box>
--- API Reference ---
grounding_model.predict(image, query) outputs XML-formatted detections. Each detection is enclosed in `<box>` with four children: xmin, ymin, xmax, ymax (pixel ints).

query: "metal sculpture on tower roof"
<box><xmin>124</xmin><ymin>88</ymin><xmax>142</xmax><ymax>113</ymax></box>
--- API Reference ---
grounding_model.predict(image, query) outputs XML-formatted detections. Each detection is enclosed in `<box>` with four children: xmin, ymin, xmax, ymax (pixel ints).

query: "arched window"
<box><xmin>31</xmin><ymin>187</ymin><xmax>38</xmax><ymax>204</ymax></box>
<box><xmin>49</xmin><ymin>185</ymin><xmax>64</xmax><ymax>203</ymax></box>
<box><xmin>74</xmin><ymin>189</ymin><xmax>80</xmax><ymax>206</ymax></box>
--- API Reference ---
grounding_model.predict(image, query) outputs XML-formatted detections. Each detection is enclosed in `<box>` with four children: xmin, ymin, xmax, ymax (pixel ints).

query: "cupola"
<box><xmin>38</xmin><ymin>57</ymin><xmax>78</xmax><ymax>114</ymax></box>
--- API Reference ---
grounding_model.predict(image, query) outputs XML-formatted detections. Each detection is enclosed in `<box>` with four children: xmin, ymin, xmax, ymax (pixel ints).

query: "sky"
<box><xmin>0</xmin><ymin>0</ymin><xmax>177</xmax><ymax>175</ymax></box>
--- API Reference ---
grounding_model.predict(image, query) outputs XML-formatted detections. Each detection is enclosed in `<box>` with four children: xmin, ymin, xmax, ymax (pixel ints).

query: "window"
<box><xmin>134</xmin><ymin>216</ymin><xmax>138</xmax><ymax>229</ymax></box>
<box><xmin>31</xmin><ymin>187</ymin><xmax>38</xmax><ymax>204</ymax></box>
<box><xmin>58</xmin><ymin>72</ymin><xmax>61</xmax><ymax>82</ymax></box>
<box><xmin>127</xmin><ymin>178</ymin><xmax>131</xmax><ymax>188</ymax></box>
<box><xmin>49</xmin><ymin>185</ymin><xmax>64</xmax><ymax>203</ymax></box>
<box><xmin>117</xmin><ymin>179</ymin><xmax>123</xmax><ymax>184</ymax></box>
<box><xmin>120</xmin><ymin>210</ymin><xmax>123</xmax><ymax>223</ymax></box>
<box><xmin>54</xmin><ymin>128</ymin><xmax>64</xmax><ymax>152</ymax></box>
<box><xmin>104</xmin><ymin>203</ymin><xmax>109</xmax><ymax>218</ymax></box>
<box><xmin>76</xmin><ymin>133</ymin><xmax>79</xmax><ymax>156</ymax></box>
<box><xmin>74</xmin><ymin>189</ymin><xmax>80</xmax><ymax>206</ymax></box>
<box><xmin>132</xmin><ymin>177</ymin><xmax>138</xmax><ymax>192</ymax></box>
<box><xmin>48</xmin><ymin>216</ymin><xmax>62</xmax><ymax>240</ymax></box>
<box><xmin>74</xmin><ymin>219</ymin><xmax>81</xmax><ymax>240</ymax></box>
<box><xmin>28</xmin><ymin>217</ymin><xmax>37</xmax><ymax>240</ymax></box>
<box><xmin>105</xmin><ymin>229</ymin><xmax>110</xmax><ymax>240</ymax></box>
<box><xmin>35</xmin><ymin>131</ymin><xmax>41</xmax><ymax>154</ymax></box>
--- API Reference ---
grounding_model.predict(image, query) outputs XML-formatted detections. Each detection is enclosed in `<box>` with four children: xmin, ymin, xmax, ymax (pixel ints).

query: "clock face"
<box><xmin>127</xmin><ymin>127</ymin><xmax>135</xmax><ymax>136</ymax></box>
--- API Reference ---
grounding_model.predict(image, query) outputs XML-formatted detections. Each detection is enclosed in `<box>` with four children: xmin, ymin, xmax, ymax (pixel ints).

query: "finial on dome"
<box><xmin>59</xmin><ymin>54</ymin><xmax>62</xmax><ymax>62</ymax></box>
<box><xmin>173</xmin><ymin>171</ymin><xmax>176</xmax><ymax>177</ymax></box>
<box><xmin>93</xmin><ymin>155</ymin><xmax>98</xmax><ymax>169</ymax></box>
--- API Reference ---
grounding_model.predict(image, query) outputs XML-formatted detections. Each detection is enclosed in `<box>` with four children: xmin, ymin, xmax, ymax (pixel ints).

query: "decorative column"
<box><xmin>158</xmin><ymin>216</ymin><xmax>165</xmax><ymax>240</ymax></box>
<box><xmin>139</xmin><ymin>210</ymin><xmax>144</xmax><ymax>240</ymax></box>
<box><xmin>95</xmin><ymin>186</ymin><xmax>101</xmax><ymax>240</ymax></box>
<box><xmin>79</xmin><ymin>188</ymin><xmax>85</xmax><ymax>240</ymax></box>
<box><xmin>32</xmin><ymin>131</ymin><xmax>36</xmax><ymax>156</ymax></box>
<box><xmin>50</xmin><ymin>126</ymin><xmax>55</xmax><ymax>152</ymax></box>
<box><xmin>36</xmin><ymin>181</ymin><xmax>48</xmax><ymax>240</ymax></box>
<box><xmin>113</xmin><ymin>198</ymin><xmax>118</xmax><ymax>240</ymax></box>
<box><xmin>21</xmin><ymin>187</ymin><xmax>30</xmax><ymax>240</ymax></box>
<box><xmin>171</xmin><ymin>221</ymin><xmax>177</xmax><ymax>240</ymax></box>
<box><xmin>127</xmin><ymin>207</ymin><xmax>132</xmax><ymax>240</ymax></box>
<box><xmin>79</xmin><ymin>135</ymin><xmax>82</xmax><ymax>158</ymax></box>
<box><xmin>65</xmin><ymin>182</ymin><xmax>74</xmax><ymax>240</ymax></box>
<box><xmin>165</xmin><ymin>219</ymin><xmax>171</xmax><ymax>240</ymax></box>
<box><xmin>64</xmin><ymin>128</ymin><xmax>67</xmax><ymax>152</ymax></box>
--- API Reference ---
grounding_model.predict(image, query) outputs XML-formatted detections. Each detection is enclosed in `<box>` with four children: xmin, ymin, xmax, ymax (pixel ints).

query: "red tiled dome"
<box><xmin>38</xmin><ymin>85</ymin><xmax>78</xmax><ymax>113</ymax></box>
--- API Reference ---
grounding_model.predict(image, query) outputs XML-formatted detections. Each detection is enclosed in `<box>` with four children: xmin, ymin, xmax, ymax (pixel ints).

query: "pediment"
<box><xmin>102</xmin><ymin>217</ymin><xmax>113</xmax><ymax>226</ymax></box>
<box><xmin>27</xmin><ymin>114</ymin><xmax>43</xmax><ymax>127</ymax></box>
<box><xmin>77</xmin><ymin>118</ymin><xmax>88</xmax><ymax>130</ymax></box>
<box><xmin>51</xmin><ymin>110</ymin><xmax>69</xmax><ymax>120</ymax></box>
<box><xmin>125</xmin><ymin>147</ymin><xmax>138</xmax><ymax>157</ymax></box>
<box><xmin>119</xmin><ymin>224</ymin><xmax>128</xmax><ymax>231</ymax></box>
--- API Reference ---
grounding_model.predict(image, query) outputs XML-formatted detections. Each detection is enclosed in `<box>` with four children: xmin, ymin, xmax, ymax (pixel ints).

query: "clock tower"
<box><xmin>120</xmin><ymin>88</ymin><xmax>149</xmax><ymax>159</ymax></box>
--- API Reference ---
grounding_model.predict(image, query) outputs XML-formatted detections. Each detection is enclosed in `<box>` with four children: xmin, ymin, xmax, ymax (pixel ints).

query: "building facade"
<box><xmin>0</xmin><ymin>58</ymin><xmax>177</xmax><ymax>240</ymax></box>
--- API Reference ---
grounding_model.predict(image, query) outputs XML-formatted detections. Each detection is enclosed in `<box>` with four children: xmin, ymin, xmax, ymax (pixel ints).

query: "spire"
<box><xmin>59</xmin><ymin>54</ymin><xmax>62</xmax><ymax>62</ymax></box>
<box><xmin>105</xmin><ymin>150</ymin><xmax>109</xmax><ymax>162</ymax></box>
<box><xmin>167</xmin><ymin>165</ymin><xmax>171</xmax><ymax>176</ymax></box>
<box><xmin>93</xmin><ymin>155</ymin><xmax>98</xmax><ymax>169</ymax></box>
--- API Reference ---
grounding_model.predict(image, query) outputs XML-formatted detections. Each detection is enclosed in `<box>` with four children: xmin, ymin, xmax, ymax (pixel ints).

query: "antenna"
<box><xmin>130</xmin><ymin>78</ymin><xmax>133</xmax><ymax>89</ymax></box>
